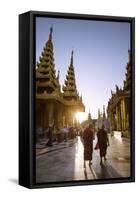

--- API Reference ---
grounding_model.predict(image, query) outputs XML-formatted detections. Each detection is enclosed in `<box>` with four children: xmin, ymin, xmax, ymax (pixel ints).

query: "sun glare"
<box><xmin>75</xmin><ymin>112</ymin><xmax>87</xmax><ymax>123</ymax></box>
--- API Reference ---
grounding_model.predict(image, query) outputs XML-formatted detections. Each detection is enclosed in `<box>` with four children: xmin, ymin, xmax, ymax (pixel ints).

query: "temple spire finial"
<box><xmin>70</xmin><ymin>50</ymin><xmax>74</xmax><ymax>66</ymax></box>
<box><xmin>103</xmin><ymin>105</ymin><xmax>106</xmax><ymax>119</ymax></box>
<box><xmin>98</xmin><ymin>108</ymin><xmax>100</xmax><ymax>119</ymax></box>
<box><xmin>88</xmin><ymin>109</ymin><xmax>92</xmax><ymax>121</ymax></box>
<box><xmin>49</xmin><ymin>26</ymin><xmax>53</xmax><ymax>41</ymax></box>
<box><xmin>63</xmin><ymin>50</ymin><xmax>78</xmax><ymax>99</ymax></box>
<box><xmin>128</xmin><ymin>49</ymin><xmax>131</xmax><ymax>63</ymax></box>
<box><xmin>36</xmin><ymin>25</ymin><xmax>60</xmax><ymax>94</ymax></box>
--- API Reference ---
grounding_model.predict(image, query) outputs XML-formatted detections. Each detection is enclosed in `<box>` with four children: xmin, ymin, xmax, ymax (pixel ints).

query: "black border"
<box><xmin>19</xmin><ymin>11</ymin><xmax>135</xmax><ymax>189</ymax></box>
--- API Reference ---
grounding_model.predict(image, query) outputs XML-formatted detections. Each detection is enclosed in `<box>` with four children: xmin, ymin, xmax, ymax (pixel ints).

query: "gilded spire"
<box><xmin>98</xmin><ymin>108</ymin><xmax>100</xmax><ymax>119</ymax></box>
<box><xmin>88</xmin><ymin>109</ymin><xmax>92</xmax><ymax>121</ymax></box>
<box><xmin>124</xmin><ymin>49</ymin><xmax>131</xmax><ymax>91</ymax></box>
<box><xmin>36</xmin><ymin>26</ymin><xmax>60</xmax><ymax>94</ymax></box>
<box><xmin>128</xmin><ymin>49</ymin><xmax>131</xmax><ymax>63</ymax></box>
<box><xmin>49</xmin><ymin>26</ymin><xmax>53</xmax><ymax>41</ymax></box>
<box><xmin>70</xmin><ymin>50</ymin><xmax>73</xmax><ymax>66</ymax></box>
<box><xmin>103</xmin><ymin>105</ymin><xmax>106</xmax><ymax>119</ymax></box>
<box><xmin>63</xmin><ymin>51</ymin><xmax>78</xmax><ymax>99</ymax></box>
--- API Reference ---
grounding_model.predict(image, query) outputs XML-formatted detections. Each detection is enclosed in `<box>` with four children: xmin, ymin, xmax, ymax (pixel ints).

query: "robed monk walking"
<box><xmin>83</xmin><ymin>124</ymin><xmax>94</xmax><ymax>168</ymax></box>
<box><xmin>97</xmin><ymin>125</ymin><xmax>109</xmax><ymax>164</ymax></box>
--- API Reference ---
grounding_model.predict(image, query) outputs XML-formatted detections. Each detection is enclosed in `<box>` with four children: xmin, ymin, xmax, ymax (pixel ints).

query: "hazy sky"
<box><xmin>36</xmin><ymin>17</ymin><xmax>130</xmax><ymax>119</ymax></box>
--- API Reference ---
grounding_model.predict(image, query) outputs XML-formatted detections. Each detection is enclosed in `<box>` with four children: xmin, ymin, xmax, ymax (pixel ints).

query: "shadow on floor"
<box><xmin>84</xmin><ymin>168</ymin><xmax>88</xmax><ymax>180</ymax></box>
<box><xmin>8</xmin><ymin>178</ymin><xmax>18</xmax><ymax>185</ymax></box>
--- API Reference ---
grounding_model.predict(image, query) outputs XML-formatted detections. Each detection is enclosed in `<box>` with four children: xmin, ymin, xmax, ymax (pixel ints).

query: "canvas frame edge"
<box><xmin>19</xmin><ymin>10</ymin><xmax>135</xmax><ymax>189</ymax></box>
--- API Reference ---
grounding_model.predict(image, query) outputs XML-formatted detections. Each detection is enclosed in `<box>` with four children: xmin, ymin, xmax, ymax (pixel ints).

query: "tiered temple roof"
<box><xmin>97</xmin><ymin>106</ymin><xmax>106</xmax><ymax>119</ymax></box>
<box><xmin>36</xmin><ymin>27</ymin><xmax>60</xmax><ymax>94</ymax></box>
<box><xmin>36</xmin><ymin>27</ymin><xmax>85</xmax><ymax>113</ymax></box>
<box><xmin>107</xmin><ymin>50</ymin><xmax>131</xmax><ymax>136</ymax></box>
<box><xmin>107</xmin><ymin>50</ymin><xmax>131</xmax><ymax>112</ymax></box>
<box><xmin>63</xmin><ymin>51</ymin><xmax>79</xmax><ymax>100</ymax></box>
<box><xmin>88</xmin><ymin>110</ymin><xmax>92</xmax><ymax>121</ymax></box>
<box><xmin>123</xmin><ymin>50</ymin><xmax>131</xmax><ymax>91</ymax></box>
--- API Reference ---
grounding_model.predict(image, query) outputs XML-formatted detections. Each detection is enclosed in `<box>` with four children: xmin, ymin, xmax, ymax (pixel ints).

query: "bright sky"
<box><xmin>36</xmin><ymin>17</ymin><xmax>130</xmax><ymax>119</ymax></box>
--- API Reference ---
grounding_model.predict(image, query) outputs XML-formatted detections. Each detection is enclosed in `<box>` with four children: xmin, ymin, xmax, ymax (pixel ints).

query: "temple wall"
<box><xmin>107</xmin><ymin>97</ymin><xmax>130</xmax><ymax>138</ymax></box>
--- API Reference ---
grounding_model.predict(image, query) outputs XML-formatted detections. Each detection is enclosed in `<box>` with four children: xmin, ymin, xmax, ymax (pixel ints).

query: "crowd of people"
<box><xmin>36</xmin><ymin>126</ymin><xmax>79</xmax><ymax>146</ymax></box>
<box><xmin>36</xmin><ymin>124</ymin><xmax>110</xmax><ymax>166</ymax></box>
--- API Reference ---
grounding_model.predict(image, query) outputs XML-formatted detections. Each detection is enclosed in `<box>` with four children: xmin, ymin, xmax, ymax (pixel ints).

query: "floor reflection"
<box><xmin>36</xmin><ymin>135</ymin><xmax>130</xmax><ymax>183</ymax></box>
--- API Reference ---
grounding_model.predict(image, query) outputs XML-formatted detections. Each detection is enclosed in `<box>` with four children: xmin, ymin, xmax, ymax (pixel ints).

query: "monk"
<box><xmin>97</xmin><ymin>125</ymin><xmax>109</xmax><ymax>164</ymax></box>
<box><xmin>83</xmin><ymin>124</ymin><xmax>94</xmax><ymax>168</ymax></box>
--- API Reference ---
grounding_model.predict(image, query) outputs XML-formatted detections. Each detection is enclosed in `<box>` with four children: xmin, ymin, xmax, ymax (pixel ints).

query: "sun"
<box><xmin>75</xmin><ymin>112</ymin><xmax>87</xmax><ymax>123</ymax></box>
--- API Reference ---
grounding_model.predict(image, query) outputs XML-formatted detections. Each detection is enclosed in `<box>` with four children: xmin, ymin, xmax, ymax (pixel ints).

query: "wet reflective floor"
<box><xmin>36</xmin><ymin>135</ymin><xmax>130</xmax><ymax>183</ymax></box>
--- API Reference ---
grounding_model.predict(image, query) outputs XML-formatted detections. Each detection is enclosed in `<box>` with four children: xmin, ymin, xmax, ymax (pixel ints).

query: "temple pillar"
<box><xmin>125</xmin><ymin>98</ymin><xmax>130</xmax><ymax>130</ymax></box>
<box><xmin>116</xmin><ymin>106</ymin><xmax>118</xmax><ymax>130</ymax></box>
<box><xmin>116</xmin><ymin>104</ymin><xmax>122</xmax><ymax>131</ymax></box>
<box><xmin>118</xmin><ymin>104</ymin><xmax>122</xmax><ymax>131</ymax></box>
<box><xmin>110</xmin><ymin>112</ymin><xmax>113</xmax><ymax>130</ymax></box>
<box><xmin>65</xmin><ymin>109</ymin><xmax>73</xmax><ymax>127</ymax></box>
<box><xmin>113</xmin><ymin>110</ymin><xmax>117</xmax><ymax>130</ymax></box>
<box><xmin>64</xmin><ymin>110</ymin><xmax>69</xmax><ymax>127</ymax></box>
<box><xmin>56</xmin><ymin>104</ymin><xmax>63</xmax><ymax>128</ymax></box>
<box><xmin>47</xmin><ymin>102</ymin><xmax>54</xmax><ymax>126</ymax></box>
<box><xmin>63</xmin><ymin>116</ymin><xmax>65</xmax><ymax>127</ymax></box>
<box><xmin>120</xmin><ymin>99</ymin><xmax>125</xmax><ymax>131</ymax></box>
<box><xmin>122</xmin><ymin>99</ymin><xmax>126</xmax><ymax>130</ymax></box>
<box><xmin>112</xmin><ymin>113</ymin><xmax>115</xmax><ymax>130</ymax></box>
<box><xmin>36</xmin><ymin>101</ymin><xmax>47</xmax><ymax>130</ymax></box>
<box><xmin>120</xmin><ymin>100</ymin><xmax>123</xmax><ymax>130</ymax></box>
<box><xmin>110</xmin><ymin>113</ymin><xmax>113</xmax><ymax>130</ymax></box>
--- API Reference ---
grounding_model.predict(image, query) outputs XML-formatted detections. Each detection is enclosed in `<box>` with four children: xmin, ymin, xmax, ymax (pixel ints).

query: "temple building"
<box><xmin>107</xmin><ymin>50</ymin><xmax>131</xmax><ymax>137</ymax></box>
<box><xmin>96</xmin><ymin>106</ymin><xmax>110</xmax><ymax>132</ymax></box>
<box><xmin>88</xmin><ymin>110</ymin><xmax>92</xmax><ymax>123</ymax></box>
<box><xmin>36</xmin><ymin>27</ymin><xmax>85</xmax><ymax>136</ymax></box>
<box><xmin>81</xmin><ymin>110</ymin><xmax>93</xmax><ymax>128</ymax></box>
<box><xmin>62</xmin><ymin>50</ymin><xmax>85</xmax><ymax>126</ymax></box>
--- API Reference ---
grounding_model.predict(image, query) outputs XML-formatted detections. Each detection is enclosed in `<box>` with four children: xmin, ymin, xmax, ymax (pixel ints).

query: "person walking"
<box><xmin>46</xmin><ymin>125</ymin><xmax>53</xmax><ymax>147</ymax></box>
<box><xmin>97</xmin><ymin>125</ymin><xmax>109</xmax><ymax>164</ymax></box>
<box><xmin>83</xmin><ymin>124</ymin><xmax>94</xmax><ymax>168</ymax></box>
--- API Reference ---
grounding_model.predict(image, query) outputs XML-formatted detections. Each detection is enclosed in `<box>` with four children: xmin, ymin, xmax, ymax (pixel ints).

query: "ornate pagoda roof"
<box><xmin>123</xmin><ymin>50</ymin><xmax>131</xmax><ymax>91</ymax></box>
<box><xmin>62</xmin><ymin>51</ymin><xmax>78</xmax><ymax>99</ymax></box>
<box><xmin>107</xmin><ymin>50</ymin><xmax>131</xmax><ymax>112</ymax></box>
<box><xmin>36</xmin><ymin>27</ymin><xmax>60</xmax><ymax>94</ymax></box>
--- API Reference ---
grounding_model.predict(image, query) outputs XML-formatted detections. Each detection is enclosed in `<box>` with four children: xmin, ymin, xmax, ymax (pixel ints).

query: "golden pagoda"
<box><xmin>88</xmin><ymin>110</ymin><xmax>92</xmax><ymax>122</ymax></box>
<box><xmin>36</xmin><ymin>27</ymin><xmax>85</xmax><ymax>136</ymax></box>
<box><xmin>107</xmin><ymin>50</ymin><xmax>131</xmax><ymax>137</ymax></box>
<box><xmin>81</xmin><ymin>110</ymin><xmax>93</xmax><ymax>128</ymax></box>
<box><xmin>63</xmin><ymin>51</ymin><xmax>78</xmax><ymax>100</ymax></box>
<box><xmin>62</xmin><ymin>50</ymin><xmax>85</xmax><ymax>126</ymax></box>
<box><xmin>36</xmin><ymin>27</ymin><xmax>60</xmax><ymax>94</ymax></box>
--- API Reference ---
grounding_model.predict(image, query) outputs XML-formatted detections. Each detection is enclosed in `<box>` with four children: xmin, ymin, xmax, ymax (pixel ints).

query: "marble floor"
<box><xmin>36</xmin><ymin>134</ymin><xmax>131</xmax><ymax>183</ymax></box>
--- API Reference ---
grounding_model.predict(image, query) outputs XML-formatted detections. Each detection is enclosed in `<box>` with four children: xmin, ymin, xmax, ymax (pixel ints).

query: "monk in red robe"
<box><xmin>83</xmin><ymin>124</ymin><xmax>94</xmax><ymax>168</ymax></box>
<box><xmin>97</xmin><ymin>125</ymin><xmax>109</xmax><ymax>164</ymax></box>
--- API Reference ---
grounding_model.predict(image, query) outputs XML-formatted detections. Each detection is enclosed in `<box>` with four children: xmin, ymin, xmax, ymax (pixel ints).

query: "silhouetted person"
<box><xmin>83</xmin><ymin>124</ymin><xmax>94</xmax><ymax>168</ymax></box>
<box><xmin>46</xmin><ymin>126</ymin><xmax>53</xmax><ymax>147</ymax></box>
<box><xmin>56</xmin><ymin>127</ymin><xmax>61</xmax><ymax>143</ymax></box>
<box><xmin>97</xmin><ymin>125</ymin><xmax>109</xmax><ymax>164</ymax></box>
<box><xmin>121</xmin><ymin>131</ymin><xmax>124</xmax><ymax>137</ymax></box>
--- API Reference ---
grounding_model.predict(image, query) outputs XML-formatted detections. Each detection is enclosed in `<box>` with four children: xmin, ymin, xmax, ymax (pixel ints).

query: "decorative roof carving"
<box><xmin>36</xmin><ymin>27</ymin><xmax>60</xmax><ymax>94</ymax></box>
